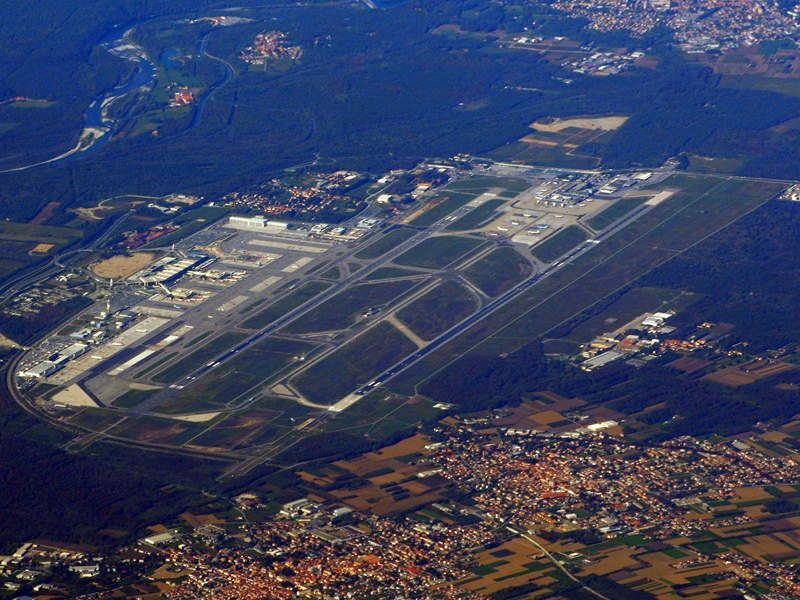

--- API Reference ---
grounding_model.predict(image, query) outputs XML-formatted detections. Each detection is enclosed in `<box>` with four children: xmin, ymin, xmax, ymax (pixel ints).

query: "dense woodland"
<box><xmin>1</xmin><ymin>0</ymin><xmax>800</xmax><ymax>222</ymax></box>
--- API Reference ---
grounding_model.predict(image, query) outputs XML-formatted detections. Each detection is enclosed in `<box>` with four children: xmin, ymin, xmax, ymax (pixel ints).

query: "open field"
<box><xmin>158</xmin><ymin>338</ymin><xmax>317</xmax><ymax>414</ymax></box>
<box><xmin>552</xmin><ymin>286</ymin><xmax>694</xmax><ymax>343</ymax></box>
<box><xmin>284</xmin><ymin>279</ymin><xmax>417</xmax><ymax>334</ymax></box>
<box><xmin>292</xmin><ymin>321</ymin><xmax>416</xmax><ymax>405</ymax></box>
<box><xmin>187</xmin><ymin>409</ymin><xmax>281</xmax><ymax>451</ymax></box>
<box><xmin>396</xmin><ymin>280</ymin><xmax>477</xmax><ymax>341</ymax></box>
<box><xmin>364</xmin><ymin>266</ymin><xmax>423</xmax><ymax>281</ymax></box>
<box><xmin>530</xmin><ymin>115</ymin><xmax>629</xmax><ymax>132</ymax></box>
<box><xmin>394</xmin><ymin>235</ymin><xmax>483</xmax><ymax>270</ymax></box>
<box><xmin>408</xmin><ymin>193</ymin><xmax>476</xmax><ymax>227</ymax></box>
<box><xmin>389</xmin><ymin>175</ymin><xmax>786</xmax><ymax>394</ymax></box>
<box><xmin>354</xmin><ymin>227</ymin><xmax>416</xmax><ymax>260</ymax></box>
<box><xmin>241</xmin><ymin>281</ymin><xmax>331</xmax><ymax>330</ymax></box>
<box><xmin>463</xmin><ymin>246</ymin><xmax>532</xmax><ymax>297</ymax></box>
<box><xmin>531</xmin><ymin>225</ymin><xmax>588</xmax><ymax>263</ymax></box>
<box><xmin>446</xmin><ymin>176</ymin><xmax>531</xmax><ymax>193</ymax></box>
<box><xmin>90</xmin><ymin>252</ymin><xmax>156</xmax><ymax>279</ymax></box>
<box><xmin>587</xmin><ymin>196</ymin><xmax>648</xmax><ymax>230</ymax></box>
<box><xmin>0</xmin><ymin>221</ymin><xmax>83</xmax><ymax>245</ymax></box>
<box><xmin>446</xmin><ymin>198</ymin><xmax>505</xmax><ymax>231</ymax></box>
<box><xmin>151</xmin><ymin>332</ymin><xmax>248</xmax><ymax>384</ymax></box>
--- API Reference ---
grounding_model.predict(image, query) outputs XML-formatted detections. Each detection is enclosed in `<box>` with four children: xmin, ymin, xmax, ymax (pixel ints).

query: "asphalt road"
<box><xmin>347</xmin><ymin>202</ymin><xmax>653</xmax><ymax>400</ymax></box>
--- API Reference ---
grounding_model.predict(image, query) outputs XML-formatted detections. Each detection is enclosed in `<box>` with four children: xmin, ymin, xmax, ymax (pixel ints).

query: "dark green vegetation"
<box><xmin>641</xmin><ymin>199</ymin><xmax>800</xmax><ymax>351</ymax></box>
<box><xmin>388</xmin><ymin>177</ymin><xmax>800</xmax><ymax>443</ymax></box>
<box><xmin>389</xmin><ymin>175</ymin><xmax>784</xmax><ymax>396</ymax></box>
<box><xmin>531</xmin><ymin>225</ymin><xmax>588</xmax><ymax>263</ymax></box>
<box><xmin>587</xmin><ymin>196</ymin><xmax>648</xmax><ymax>230</ymax></box>
<box><xmin>355</xmin><ymin>228</ymin><xmax>416</xmax><ymax>260</ymax></box>
<box><xmin>2</xmin><ymin>0</ymin><xmax>800</xmax><ymax>233</ymax></box>
<box><xmin>364</xmin><ymin>266</ymin><xmax>423</xmax><ymax>280</ymax></box>
<box><xmin>552</xmin><ymin>286</ymin><xmax>693</xmax><ymax>344</ymax></box>
<box><xmin>293</xmin><ymin>322</ymin><xmax>416</xmax><ymax>404</ymax></box>
<box><xmin>113</xmin><ymin>388</ymin><xmax>159</xmax><ymax>408</ymax></box>
<box><xmin>284</xmin><ymin>280</ymin><xmax>417</xmax><ymax>333</ymax></box>
<box><xmin>159</xmin><ymin>337</ymin><xmax>317</xmax><ymax>413</ymax></box>
<box><xmin>446</xmin><ymin>198</ymin><xmax>505</xmax><ymax>231</ymax></box>
<box><xmin>394</xmin><ymin>235</ymin><xmax>484</xmax><ymax>269</ymax></box>
<box><xmin>0</xmin><ymin>403</ymin><xmax>221</xmax><ymax>551</ymax></box>
<box><xmin>463</xmin><ymin>246</ymin><xmax>532</xmax><ymax>297</ymax></box>
<box><xmin>396</xmin><ymin>280</ymin><xmax>477</xmax><ymax>341</ymax></box>
<box><xmin>151</xmin><ymin>332</ymin><xmax>247</xmax><ymax>383</ymax></box>
<box><xmin>241</xmin><ymin>281</ymin><xmax>331</xmax><ymax>330</ymax></box>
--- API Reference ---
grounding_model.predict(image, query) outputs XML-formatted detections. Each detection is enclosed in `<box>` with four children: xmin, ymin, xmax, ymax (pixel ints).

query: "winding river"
<box><xmin>3</xmin><ymin>26</ymin><xmax>157</xmax><ymax>173</ymax></box>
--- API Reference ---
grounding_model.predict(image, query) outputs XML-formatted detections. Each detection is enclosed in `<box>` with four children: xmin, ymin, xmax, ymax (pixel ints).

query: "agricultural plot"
<box><xmin>292</xmin><ymin>321</ymin><xmax>416</xmax><ymax>405</ymax></box>
<box><xmin>394</xmin><ymin>235</ymin><xmax>483</xmax><ymax>270</ymax></box>
<box><xmin>396</xmin><ymin>281</ymin><xmax>477</xmax><ymax>341</ymax></box>
<box><xmin>531</xmin><ymin>225</ymin><xmax>588</xmax><ymax>263</ymax></box>
<box><xmin>284</xmin><ymin>279</ymin><xmax>417</xmax><ymax>333</ymax></box>
<box><xmin>463</xmin><ymin>246</ymin><xmax>532</xmax><ymax>297</ymax></box>
<box><xmin>241</xmin><ymin>281</ymin><xmax>331</xmax><ymax>330</ymax></box>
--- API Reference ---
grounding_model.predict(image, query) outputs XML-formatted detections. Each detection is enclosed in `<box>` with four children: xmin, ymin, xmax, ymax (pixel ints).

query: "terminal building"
<box><xmin>227</xmin><ymin>215</ymin><xmax>289</xmax><ymax>231</ymax></box>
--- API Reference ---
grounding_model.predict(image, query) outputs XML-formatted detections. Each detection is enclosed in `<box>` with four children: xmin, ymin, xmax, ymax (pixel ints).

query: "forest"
<box><xmin>1</xmin><ymin>0</ymin><xmax>799</xmax><ymax>224</ymax></box>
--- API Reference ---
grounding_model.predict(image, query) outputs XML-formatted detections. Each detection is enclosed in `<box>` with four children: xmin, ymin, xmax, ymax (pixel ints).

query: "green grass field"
<box><xmin>531</xmin><ymin>225</ymin><xmax>588</xmax><ymax>263</ymax></box>
<box><xmin>463</xmin><ymin>246</ymin><xmax>532</xmax><ymax>297</ymax></box>
<box><xmin>355</xmin><ymin>227</ymin><xmax>416</xmax><ymax>259</ymax></box>
<box><xmin>364</xmin><ymin>266</ymin><xmax>424</xmax><ymax>280</ymax></box>
<box><xmin>388</xmin><ymin>175</ymin><xmax>785</xmax><ymax>394</ymax></box>
<box><xmin>284</xmin><ymin>279</ymin><xmax>417</xmax><ymax>333</ymax></box>
<box><xmin>151</xmin><ymin>332</ymin><xmax>248</xmax><ymax>384</ymax></box>
<box><xmin>587</xmin><ymin>196</ymin><xmax>647</xmax><ymax>230</ymax></box>
<box><xmin>394</xmin><ymin>235</ymin><xmax>483</xmax><ymax>270</ymax></box>
<box><xmin>158</xmin><ymin>338</ymin><xmax>318</xmax><ymax>414</ymax></box>
<box><xmin>396</xmin><ymin>280</ymin><xmax>477</xmax><ymax>341</ymax></box>
<box><xmin>293</xmin><ymin>321</ymin><xmax>416</xmax><ymax>404</ymax></box>
<box><xmin>241</xmin><ymin>281</ymin><xmax>331</xmax><ymax>330</ymax></box>
<box><xmin>446</xmin><ymin>198</ymin><xmax>505</xmax><ymax>231</ymax></box>
<box><xmin>409</xmin><ymin>193</ymin><xmax>476</xmax><ymax>227</ymax></box>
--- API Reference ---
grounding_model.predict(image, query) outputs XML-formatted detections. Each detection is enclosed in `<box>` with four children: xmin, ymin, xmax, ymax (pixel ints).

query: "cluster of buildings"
<box><xmin>169</xmin><ymin>88</ymin><xmax>195</xmax><ymax>107</ymax></box>
<box><xmin>427</xmin><ymin>425</ymin><xmax>800</xmax><ymax>587</ymax></box>
<box><xmin>0</xmin><ymin>274</ymin><xmax>87</xmax><ymax>321</ymax></box>
<box><xmin>581</xmin><ymin>311</ymin><xmax>676</xmax><ymax>370</ymax></box>
<box><xmin>16</xmin><ymin>308</ymin><xmax>138</xmax><ymax>382</ymax></box>
<box><xmin>240</xmin><ymin>31</ymin><xmax>303</xmax><ymax>65</ymax></box>
<box><xmin>550</xmin><ymin>0</ymin><xmax>800</xmax><ymax>50</ymax></box>
<box><xmin>139</xmin><ymin>502</ymin><xmax>493</xmax><ymax>600</ymax></box>
<box><xmin>567</xmin><ymin>49</ymin><xmax>646</xmax><ymax>75</ymax></box>
<box><xmin>117</xmin><ymin>224</ymin><xmax>179</xmax><ymax>249</ymax></box>
<box><xmin>221</xmin><ymin>171</ymin><xmax>367</xmax><ymax>221</ymax></box>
